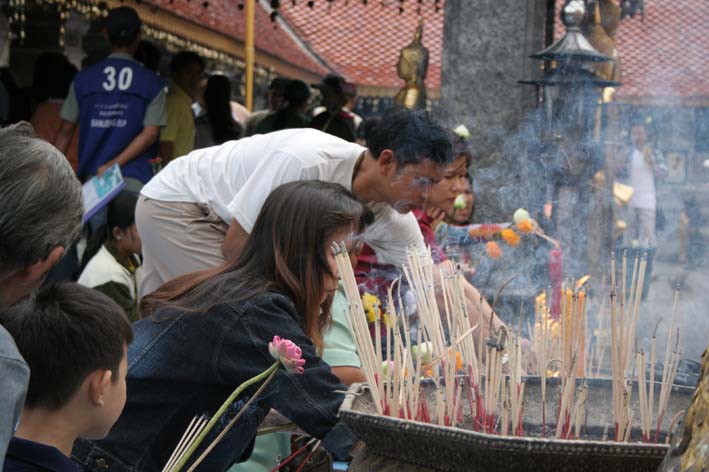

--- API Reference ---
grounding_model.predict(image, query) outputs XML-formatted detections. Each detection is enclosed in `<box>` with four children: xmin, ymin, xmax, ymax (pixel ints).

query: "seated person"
<box><xmin>72</xmin><ymin>181</ymin><xmax>372</xmax><ymax>472</ymax></box>
<box><xmin>0</xmin><ymin>283</ymin><xmax>132</xmax><ymax>472</ymax></box>
<box><xmin>79</xmin><ymin>191</ymin><xmax>142</xmax><ymax>321</ymax></box>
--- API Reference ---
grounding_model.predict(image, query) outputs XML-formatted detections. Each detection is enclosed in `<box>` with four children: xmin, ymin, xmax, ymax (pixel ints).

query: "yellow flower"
<box><xmin>362</xmin><ymin>292</ymin><xmax>381</xmax><ymax>324</ymax></box>
<box><xmin>516</xmin><ymin>219</ymin><xmax>534</xmax><ymax>233</ymax></box>
<box><xmin>500</xmin><ymin>228</ymin><xmax>521</xmax><ymax>247</ymax></box>
<box><xmin>486</xmin><ymin>241</ymin><xmax>503</xmax><ymax>259</ymax></box>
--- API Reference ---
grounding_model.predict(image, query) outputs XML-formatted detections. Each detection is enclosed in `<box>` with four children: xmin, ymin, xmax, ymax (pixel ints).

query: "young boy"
<box><xmin>0</xmin><ymin>283</ymin><xmax>132</xmax><ymax>472</ymax></box>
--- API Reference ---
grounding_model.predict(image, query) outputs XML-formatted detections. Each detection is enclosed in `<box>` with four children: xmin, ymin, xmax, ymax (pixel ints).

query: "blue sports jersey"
<box><xmin>73</xmin><ymin>56</ymin><xmax>165</xmax><ymax>183</ymax></box>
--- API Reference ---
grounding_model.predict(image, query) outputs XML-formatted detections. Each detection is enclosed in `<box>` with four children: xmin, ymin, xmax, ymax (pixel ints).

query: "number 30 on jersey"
<box><xmin>102</xmin><ymin>66</ymin><xmax>133</xmax><ymax>91</ymax></box>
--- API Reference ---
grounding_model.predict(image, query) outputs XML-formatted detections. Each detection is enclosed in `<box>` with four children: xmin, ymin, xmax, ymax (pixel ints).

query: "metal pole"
<box><xmin>245</xmin><ymin>0</ymin><xmax>255</xmax><ymax>111</ymax></box>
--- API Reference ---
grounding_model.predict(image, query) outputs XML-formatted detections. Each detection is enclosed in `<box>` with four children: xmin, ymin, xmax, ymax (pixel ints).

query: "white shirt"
<box><xmin>78</xmin><ymin>245</ymin><xmax>141</xmax><ymax>297</ymax></box>
<box><xmin>141</xmin><ymin>128</ymin><xmax>425</xmax><ymax>266</ymax></box>
<box><xmin>628</xmin><ymin>148</ymin><xmax>656</xmax><ymax>210</ymax></box>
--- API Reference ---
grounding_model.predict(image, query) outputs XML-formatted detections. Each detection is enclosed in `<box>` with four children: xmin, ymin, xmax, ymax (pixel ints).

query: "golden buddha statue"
<box><xmin>394</xmin><ymin>22</ymin><xmax>429</xmax><ymax>110</ymax></box>
<box><xmin>588</xmin><ymin>0</ymin><xmax>622</xmax><ymax>82</ymax></box>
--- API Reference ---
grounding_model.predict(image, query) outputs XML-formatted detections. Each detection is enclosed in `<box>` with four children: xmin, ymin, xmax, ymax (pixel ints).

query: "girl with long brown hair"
<box><xmin>73</xmin><ymin>180</ymin><xmax>372</xmax><ymax>472</ymax></box>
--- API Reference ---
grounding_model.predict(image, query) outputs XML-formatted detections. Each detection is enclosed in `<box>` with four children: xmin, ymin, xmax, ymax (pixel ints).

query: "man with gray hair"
<box><xmin>0</xmin><ymin>122</ymin><xmax>83</xmax><ymax>469</ymax></box>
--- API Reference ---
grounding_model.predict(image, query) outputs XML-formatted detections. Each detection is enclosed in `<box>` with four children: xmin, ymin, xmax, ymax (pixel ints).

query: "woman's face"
<box><xmin>427</xmin><ymin>155</ymin><xmax>469</xmax><ymax>213</ymax></box>
<box><xmin>449</xmin><ymin>185</ymin><xmax>475</xmax><ymax>224</ymax></box>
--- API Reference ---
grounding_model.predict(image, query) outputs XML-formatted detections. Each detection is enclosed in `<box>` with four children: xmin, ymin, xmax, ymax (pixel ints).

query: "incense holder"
<box><xmin>340</xmin><ymin>377</ymin><xmax>695</xmax><ymax>472</ymax></box>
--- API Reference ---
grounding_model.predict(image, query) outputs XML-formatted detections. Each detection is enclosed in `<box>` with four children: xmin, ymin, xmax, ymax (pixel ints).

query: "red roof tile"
<box><xmin>277</xmin><ymin>0</ymin><xmax>445</xmax><ymax>90</ymax></box>
<box><xmin>555</xmin><ymin>0</ymin><xmax>709</xmax><ymax>100</ymax></box>
<box><xmin>149</xmin><ymin>0</ymin><xmax>329</xmax><ymax>76</ymax></box>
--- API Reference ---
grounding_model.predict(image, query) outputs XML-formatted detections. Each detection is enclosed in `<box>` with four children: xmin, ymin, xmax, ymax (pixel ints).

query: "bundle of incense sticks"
<box><xmin>161</xmin><ymin>416</ymin><xmax>209</xmax><ymax>472</ymax></box>
<box><xmin>654</xmin><ymin>288</ymin><xmax>682</xmax><ymax>443</ymax></box>
<box><xmin>332</xmin><ymin>243</ymin><xmax>517</xmax><ymax>433</ymax></box>
<box><xmin>533</xmin><ymin>291</ymin><xmax>557</xmax><ymax>436</ymax></box>
<box><xmin>608</xmin><ymin>250</ymin><xmax>642</xmax><ymax>441</ymax></box>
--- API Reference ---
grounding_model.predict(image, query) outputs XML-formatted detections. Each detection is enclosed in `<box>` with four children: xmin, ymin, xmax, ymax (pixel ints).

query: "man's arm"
<box><xmin>222</xmin><ymin>218</ymin><xmax>250</xmax><ymax>262</ymax></box>
<box><xmin>54</xmin><ymin>120</ymin><xmax>78</xmax><ymax>155</ymax></box>
<box><xmin>97</xmin><ymin>125</ymin><xmax>160</xmax><ymax>176</ymax></box>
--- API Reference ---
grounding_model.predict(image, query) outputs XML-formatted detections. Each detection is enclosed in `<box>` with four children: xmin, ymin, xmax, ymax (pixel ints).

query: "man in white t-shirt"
<box><xmin>620</xmin><ymin>123</ymin><xmax>667</xmax><ymax>248</ymax></box>
<box><xmin>136</xmin><ymin>108</ymin><xmax>452</xmax><ymax>297</ymax></box>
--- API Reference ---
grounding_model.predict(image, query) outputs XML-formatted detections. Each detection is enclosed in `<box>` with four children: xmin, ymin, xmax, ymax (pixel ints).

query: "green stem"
<box><xmin>170</xmin><ymin>361</ymin><xmax>280</xmax><ymax>472</ymax></box>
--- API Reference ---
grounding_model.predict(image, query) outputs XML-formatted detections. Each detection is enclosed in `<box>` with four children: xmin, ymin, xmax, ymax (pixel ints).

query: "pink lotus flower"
<box><xmin>269</xmin><ymin>336</ymin><xmax>306</xmax><ymax>374</ymax></box>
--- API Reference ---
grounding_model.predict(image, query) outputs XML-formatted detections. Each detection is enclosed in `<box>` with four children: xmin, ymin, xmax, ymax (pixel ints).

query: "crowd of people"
<box><xmin>0</xmin><ymin>4</ymin><xmax>676</xmax><ymax>472</ymax></box>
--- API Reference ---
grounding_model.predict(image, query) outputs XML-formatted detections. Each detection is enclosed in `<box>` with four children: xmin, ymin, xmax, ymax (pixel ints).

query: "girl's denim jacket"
<box><xmin>72</xmin><ymin>291</ymin><xmax>355</xmax><ymax>471</ymax></box>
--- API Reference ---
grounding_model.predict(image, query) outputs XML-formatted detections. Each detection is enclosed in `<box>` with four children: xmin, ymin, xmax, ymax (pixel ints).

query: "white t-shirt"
<box><xmin>141</xmin><ymin>128</ymin><xmax>425</xmax><ymax>266</ymax></box>
<box><xmin>628</xmin><ymin>148</ymin><xmax>656</xmax><ymax>210</ymax></box>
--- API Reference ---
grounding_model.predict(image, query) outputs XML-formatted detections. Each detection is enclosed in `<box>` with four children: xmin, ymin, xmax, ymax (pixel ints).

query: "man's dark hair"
<box><xmin>106</xmin><ymin>6</ymin><xmax>141</xmax><ymax>47</ymax></box>
<box><xmin>170</xmin><ymin>51</ymin><xmax>205</xmax><ymax>77</ymax></box>
<box><xmin>0</xmin><ymin>283</ymin><xmax>133</xmax><ymax>411</ymax></box>
<box><xmin>134</xmin><ymin>40</ymin><xmax>162</xmax><ymax>72</ymax></box>
<box><xmin>48</xmin><ymin>61</ymin><xmax>78</xmax><ymax>100</ymax></box>
<box><xmin>366</xmin><ymin>108</ymin><xmax>452</xmax><ymax>167</ymax></box>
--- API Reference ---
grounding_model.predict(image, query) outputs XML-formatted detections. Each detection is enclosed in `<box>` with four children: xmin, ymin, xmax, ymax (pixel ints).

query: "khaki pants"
<box><xmin>136</xmin><ymin>196</ymin><xmax>228</xmax><ymax>299</ymax></box>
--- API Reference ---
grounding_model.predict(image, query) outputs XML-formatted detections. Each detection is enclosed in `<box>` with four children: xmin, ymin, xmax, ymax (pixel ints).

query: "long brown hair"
<box><xmin>140</xmin><ymin>180</ymin><xmax>373</xmax><ymax>350</ymax></box>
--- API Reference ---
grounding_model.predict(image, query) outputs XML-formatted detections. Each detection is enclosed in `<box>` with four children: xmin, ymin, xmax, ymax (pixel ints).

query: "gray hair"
<box><xmin>0</xmin><ymin>122</ymin><xmax>83</xmax><ymax>277</ymax></box>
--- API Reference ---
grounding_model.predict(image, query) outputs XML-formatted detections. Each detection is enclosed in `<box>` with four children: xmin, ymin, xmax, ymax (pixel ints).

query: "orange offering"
<box><xmin>500</xmin><ymin>228</ymin><xmax>521</xmax><ymax>247</ymax></box>
<box><xmin>516</xmin><ymin>219</ymin><xmax>534</xmax><ymax>233</ymax></box>
<box><xmin>486</xmin><ymin>241</ymin><xmax>503</xmax><ymax>259</ymax></box>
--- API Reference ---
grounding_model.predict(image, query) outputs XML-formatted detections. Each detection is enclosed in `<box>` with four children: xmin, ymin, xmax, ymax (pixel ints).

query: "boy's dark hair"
<box><xmin>0</xmin><ymin>283</ymin><xmax>133</xmax><ymax>411</ymax></box>
<box><xmin>366</xmin><ymin>108</ymin><xmax>452</xmax><ymax>167</ymax></box>
<box><xmin>170</xmin><ymin>51</ymin><xmax>205</xmax><ymax>76</ymax></box>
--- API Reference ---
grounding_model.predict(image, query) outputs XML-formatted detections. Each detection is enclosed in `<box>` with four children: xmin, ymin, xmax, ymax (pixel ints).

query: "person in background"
<box><xmin>30</xmin><ymin>53</ymin><xmax>70</xmax><ymax>115</ymax></box>
<box><xmin>54</xmin><ymin>6</ymin><xmax>166</xmax><ymax>192</ymax></box>
<box><xmin>73</xmin><ymin>181</ymin><xmax>369</xmax><ymax>471</ymax></box>
<box><xmin>0</xmin><ymin>67</ymin><xmax>31</xmax><ymax>124</ymax></box>
<box><xmin>254</xmin><ymin>79</ymin><xmax>310</xmax><ymax>134</ymax></box>
<box><xmin>0</xmin><ymin>122</ymin><xmax>83</xmax><ymax>470</ymax></box>
<box><xmin>244</xmin><ymin>77</ymin><xmax>290</xmax><ymax>136</ymax></box>
<box><xmin>194</xmin><ymin>75</ymin><xmax>242</xmax><ymax>149</ymax></box>
<box><xmin>159</xmin><ymin>51</ymin><xmax>204</xmax><ymax>162</ymax></box>
<box><xmin>0</xmin><ymin>283</ymin><xmax>132</xmax><ymax>472</ymax></box>
<box><xmin>310</xmin><ymin>74</ymin><xmax>356</xmax><ymax>142</ymax></box>
<box><xmin>78</xmin><ymin>192</ymin><xmax>142</xmax><ymax>322</ymax></box>
<box><xmin>342</xmin><ymin>82</ymin><xmax>362</xmax><ymax>132</ymax></box>
<box><xmin>134</xmin><ymin>40</ymin><xmax>162</xmax><ymax>73</ymax></box>
<box><xmin>30</xmin><ymin>60</ymin><xmax>79</xmax><ymax>171</ymax></box>
<box><xmin>617</xmin><ymin>122</ymin><xmax>668</xmax><ymax>248</ymax></box>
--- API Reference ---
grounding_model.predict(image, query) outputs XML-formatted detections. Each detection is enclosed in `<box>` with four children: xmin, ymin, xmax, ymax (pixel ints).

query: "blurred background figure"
<box><xmin>29</xmin><ymin>57</ymin><xmax>79</xmax><ymax>171</ymax></box>
<box><xmin>244</xmin><ymin>77</ymin><xmax>290</xmax><ymax>136</ymax></box>
<box><xmin>194</xmin><ymin>74</ymin><xmax>243</xmax><ymax>149</ymax></box>
<box><xmin>79</xmin><ymin>191</ymin><xmax>142</xmax><ymax>321</ymax></box>
<box><xmin>255</xmin><ymin>79</ymin><xmax>310</xmax><ymax>134</ymax></box>
<box><xmin>160</xmin><ymin>50</ymin><xmax>204</xmax><ymax>162</ymax></box>
<box><xmin>0</xmin><ymin>67</ymin><xmax>30</xmax><ymax>124</ymax></box>
<box><xmin>310</xmin><ymin>73</ymin><xmax>356</xmax><ymax>142</ymax></box>
<box><xmin>134</xmin><ymin>39</ymin><xmax>162</xmax><ymax>73</ymax></box>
